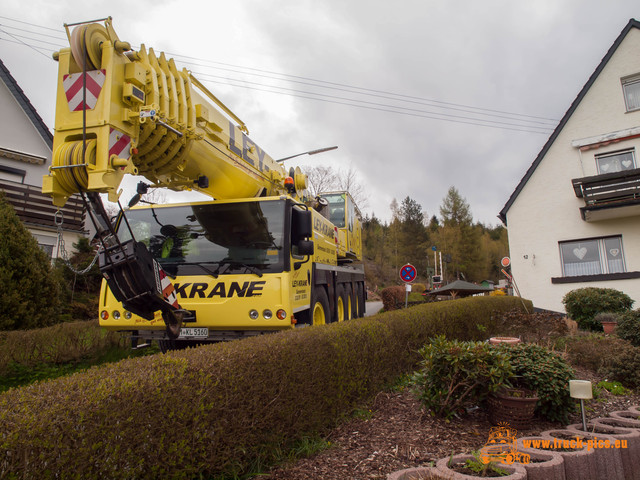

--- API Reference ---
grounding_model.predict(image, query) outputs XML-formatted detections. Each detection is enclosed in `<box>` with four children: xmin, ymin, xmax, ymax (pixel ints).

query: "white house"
<box><xmin>499</xmin><ymin>19</ymin><xmax>640</xmax><ymax>313</ymax></box>
<box><xmin>0</xmin><ymin>58</ymin><xmax>86</xmax><ymax>258</ymax></box>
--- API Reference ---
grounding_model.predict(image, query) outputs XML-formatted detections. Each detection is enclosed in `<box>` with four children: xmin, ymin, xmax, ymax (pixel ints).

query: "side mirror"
<box><xmin>292</xmin><ymin>208</ymin><xmax>312</xmax><ymax>243</ymax></box>
<box><xmin>297</xmin><ymin>240</ymin><xmax>314</xmax><ymax>256</ymax></box>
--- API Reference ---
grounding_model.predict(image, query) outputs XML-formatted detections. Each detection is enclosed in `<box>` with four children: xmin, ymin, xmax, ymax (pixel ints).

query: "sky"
<box><xmin>1</xmin><ymin>0</ymin><xmax>639</xmax><ymax>226</ymax></box>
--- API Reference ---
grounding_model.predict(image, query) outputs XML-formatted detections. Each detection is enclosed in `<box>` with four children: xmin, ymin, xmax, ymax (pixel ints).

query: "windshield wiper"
<box><xmin>217</xmin><ymin>260</ymin><xmax>264</xmax><ymax>277</ymax></box>
<box><xmin>164</xmin><ymin>261</ymin><xmax>221</xmax><ymax>278</ymax></box>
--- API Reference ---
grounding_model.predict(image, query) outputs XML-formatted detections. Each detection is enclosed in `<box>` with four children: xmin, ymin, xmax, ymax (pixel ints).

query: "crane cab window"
<box><xmin>323</xmin><ymin>193</ymin><xmax>347</xmax><ymax>228</ymax></box>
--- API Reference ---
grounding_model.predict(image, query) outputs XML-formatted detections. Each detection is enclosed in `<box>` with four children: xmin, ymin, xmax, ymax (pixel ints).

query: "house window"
<box><xmin>595</xmin><ymin>150</ymin><xmax>636</xmax><ymax>174</ymax></box>
<box><xmin>559</xmin><ymin>236</ymin><xmax>625</xmax><ymax>277</ymax></box>
<box><xmin>0</xmin><ymin>165</ymin><xmax>26</xmax><ymax>183</ymax></box>
<box><xmin>38</xmin><ymin>243</ymin><xmax>54</xmax><ymax>259</ymax></box>
<box><xmin>622</xmin><ymin>76</ymin><xmax>640</xmax><ymax>112</ymax></box>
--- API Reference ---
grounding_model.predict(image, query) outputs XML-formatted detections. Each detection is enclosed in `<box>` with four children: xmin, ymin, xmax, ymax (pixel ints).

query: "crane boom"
<box><xmin>43</xmin><ymin>17</ymin><xmax>307</xmax><ymax>207</ymax></box>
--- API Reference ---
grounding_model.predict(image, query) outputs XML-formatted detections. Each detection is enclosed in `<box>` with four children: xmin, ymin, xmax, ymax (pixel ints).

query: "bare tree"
<box><xmin>304</xmin><ymin>165</ymin><xmax>338</xmax><ymax>197</ymax></box>
<box><xmin>303</xmin><ymin>164</ymin><xmax>369</xmax><ymax>209</ymax></box>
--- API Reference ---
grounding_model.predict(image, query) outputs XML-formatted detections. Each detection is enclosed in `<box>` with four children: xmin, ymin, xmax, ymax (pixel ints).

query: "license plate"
<box><xmin>179</xmin><ymin>327</ymin><xmax>209</xmax><ymax>339</ymax></box>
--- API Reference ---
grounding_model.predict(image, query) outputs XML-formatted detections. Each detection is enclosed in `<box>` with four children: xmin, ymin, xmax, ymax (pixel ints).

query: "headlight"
<box><xmin>113</xmin><ymin>310</ymin><xmax>121</xmax><ymax>320</ymax></box>
<box><xmin>262</xmin><ymin>309</ymin><xmax>273</xmax><ymax>320</ymax></box>
<box><xmin>124</xmin><ymin>311</ymin><xmax>132</xmax><ymax>319</ymax></box>
<box><xmin>249</xmin><ymin>309</ymin><xmax>259</xmax><ymax>320</ymax></box>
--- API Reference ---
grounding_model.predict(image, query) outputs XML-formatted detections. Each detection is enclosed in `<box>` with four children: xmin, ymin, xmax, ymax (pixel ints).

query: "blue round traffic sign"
<box><xmin>400</xmin><ymin>264</ymin><xmax>417</xmax><ymax>283</ymax></box>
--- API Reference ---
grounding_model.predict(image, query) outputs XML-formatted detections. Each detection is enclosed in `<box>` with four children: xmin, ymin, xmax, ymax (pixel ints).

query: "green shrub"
<box><xmin>0</xmin><ymin>296</ymin><xmax>530</xmax><ymax>479</ymax></box>
<box><xmin>596</xmin><ymin>380</ymin><xmax>630</xmax><ymax>396</ymax></box>
<box><xmin>496</xmin><ymin>343</ymin><xmax>575</xmax><ymax>423</ymax></box>
<box><xmin>616</xmin><ymin>309</ymin><xmax>640</xmax><ymax>347</ymax></box>
<box><xmin>0</xmin><ymin>194</ymin><xmax>63</xmax><ymax>330</ymax></box>
<box><xmin>411</xmin><ymin>336</ymin><xmax>513</xmax><ymax>419</ymax></box>
<box><xmin>562</xmin><ymin>287</ymin><xmax>633</xmax><ymax>331</ymax></box>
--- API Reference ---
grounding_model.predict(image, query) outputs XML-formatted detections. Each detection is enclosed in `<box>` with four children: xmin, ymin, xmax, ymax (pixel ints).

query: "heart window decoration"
<box><xmin>573</xmin><ymin>247</ymin><xmax>587</xmax><ymax>260</ymax></box>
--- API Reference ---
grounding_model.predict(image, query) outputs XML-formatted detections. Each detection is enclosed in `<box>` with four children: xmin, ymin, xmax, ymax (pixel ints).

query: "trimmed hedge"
<box><xmin>0</xmin><ymin>320</ymin><xmax>122</xmax><ymax>376</ymax></box>
<box><xmin>0</xmin><ymin>296</ymin><xmax>530</xmax><ymax>479</ymax></box>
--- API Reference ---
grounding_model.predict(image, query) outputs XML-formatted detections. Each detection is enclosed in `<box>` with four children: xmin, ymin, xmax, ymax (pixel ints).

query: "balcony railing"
<box><xmin>571</xmin><ymin>168</ymin><xmax>640</xmax><ymax>221</ymax></box>
<box><xmin>0</xmin><ymin>180</ymin><xmax>86</xmax><ymax>232</ymax></box>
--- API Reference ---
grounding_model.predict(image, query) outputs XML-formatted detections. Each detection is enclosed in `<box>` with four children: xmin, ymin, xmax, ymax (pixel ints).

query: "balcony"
<box><xmin>572</xmin><ymin>167</ymin><xmax>640</xmax><ymax>222</ymax></box>
<box><xmin>0</xmin><ymin>180</ymin><xmax>86</xmax><ymax>232</ymax></box>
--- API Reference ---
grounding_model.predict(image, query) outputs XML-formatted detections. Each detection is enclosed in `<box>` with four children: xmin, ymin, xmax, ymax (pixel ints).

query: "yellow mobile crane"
<box><xmin>43</xmin><ymin>18</ymin><xmax>365</xmax><ymax>349</ymax></box>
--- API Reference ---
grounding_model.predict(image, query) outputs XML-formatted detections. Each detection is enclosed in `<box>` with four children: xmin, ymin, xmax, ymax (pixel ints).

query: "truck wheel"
<box><xmin>356</xmin><ymin>282</ymin><xmax>365</xmax><ymax>318</ymax></box>
<box><xmin>345</xmin><ymin>285</ymin><xmax>355</xmax><ymax>319</ymax></box>
<box><xmin>312</xmin><ymin>287</ymin><xmax>330</xmax><ymax>326</ymax></box>
<box><xmin>336</xmin><ymin>285</ymin><xmax>349</xmax><ymax>322</ymax></box>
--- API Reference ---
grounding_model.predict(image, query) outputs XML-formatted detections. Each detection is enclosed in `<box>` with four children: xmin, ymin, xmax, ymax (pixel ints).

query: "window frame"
<box><xmin>622</xmin><ymin>75</ymin><xmax>640</xmax><ymax>112</ymax></box>
<box><xmin>558</xmin><ymin>235</ymin><xmax>626</xmax><ymax>278</ymax></box>
<box><xmin>594</xmin><ymin>149</ymin><xmax>637</xmax><ymax>175</ymax></box>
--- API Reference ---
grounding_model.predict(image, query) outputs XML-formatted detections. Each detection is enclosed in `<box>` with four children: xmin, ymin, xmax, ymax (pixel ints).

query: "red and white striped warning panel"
<box><xmin>159</xmin><ymin>268</ymin><xmax>180</xmax><ymax>309</ymax></box>
<box><xmin>109</xmin><ymin>128</ymin><xmax>131</xmax><ymax>161</ymax></box>
<box><xmin>63</xmin><ymin>69</ymin><xmax>106</xmax><ymax>111</ymax></box>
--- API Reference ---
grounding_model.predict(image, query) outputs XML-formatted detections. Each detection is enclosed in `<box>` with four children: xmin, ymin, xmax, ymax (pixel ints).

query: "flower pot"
<box><xmin>489</xmin><ymin>337</ymin><xmax>521</xmax><ymax>345</ymax></box>
<box><xmin>517</xmin><ymin>435</ymin><xmax>597</xmax><ymax>480</ymax></box>
<box><xmin>436</xmin><ymin>454</ymin><xmax>526</xmax><ymax>479</ymax></box>
<box><xmin>601</xmin><ymin>321</ymin><xmax>617</xmax><ymax>334</ymax></box>
<box><xmin>542</xmin><ymin>428</ymin><xmax>623</xmax><ymax>480</ymax></box>
<box><xmin>487</xmin><ymin>388</ymin><xmax>538</xmax><ymax>429</ymax></box>
<box><xmin>567</xmin><ymin>421</ymin><xmax>640</xmax><ymax>480</ymax></box>
<box><xmin>387</xmin><ymin>466</ymin><xmax>449</xmax><ymax>480</ymax></box>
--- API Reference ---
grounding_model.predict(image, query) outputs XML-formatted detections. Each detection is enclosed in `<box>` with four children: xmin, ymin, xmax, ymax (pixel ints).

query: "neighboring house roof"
<box><xmin>427</xmin><ymin>279</ymin><xmax>494</xmax><ymax>297</ymax></box>
<box><xmin>498</xmin><ymin>18</ymin><xmax>640</xmax><ymax>225</ymax></box>
<box><xmin>0</xmin><ymin>58</ymin><xmax>53</xmax><ymax>147</ymax></box>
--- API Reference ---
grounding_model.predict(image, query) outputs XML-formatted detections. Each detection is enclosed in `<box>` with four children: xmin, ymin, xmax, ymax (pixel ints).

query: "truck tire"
<box><xmin>345</xmin><ymin>284</ymin><xmax>356</xmax><ymax>320</ymax></box>
<box><xmin>312</xmin><ymin>287</ymin><xmax>330</xmax><ymax>326</ymax></box>
<box><xmin>356</xmin><ymin>282</ymin><xmax>365</xmax><ymax>318</ymax></box>
<box><xmin>336</xmin><ymin>285</ymin><xmax>349</xmax><ymax>322</ymax></box>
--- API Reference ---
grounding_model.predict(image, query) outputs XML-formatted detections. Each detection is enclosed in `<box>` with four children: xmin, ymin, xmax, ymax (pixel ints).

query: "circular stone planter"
<box><xmin>609</xmin><ymin>409</ymin><xmax>640</xmax><ymax>427</ymax></box>
<box><xmin>517</xmin><ymin>435</ymin><xmax>597</xmax><ymax>480</ymax></box>
<box><xmin>567</xmin><ymin>421</ymin><xmax>640</xmax><ymax>480</ymax></box>
<box><xmin>542</xmin><ymin>428</ymin><xmax>623</xmax><ymax>480</ymax></box>
<box><xmin>488</xmin><ymin>337</ymin><xmax>521</xmax><ymax>345</ymax></box>
<box><xmin>387</xmin><ymin>466</ymin><xmax>449</xmax><ymax>480</ymax></box>
<box><xmin>436</xmin><ymin>454</ymin><xmax>526</xmax><ymax>479</ymax></box>
<box><xmin>513</xmin><ymin>448</ymin><xmax>565</xmax><ymax>480</ymax></box>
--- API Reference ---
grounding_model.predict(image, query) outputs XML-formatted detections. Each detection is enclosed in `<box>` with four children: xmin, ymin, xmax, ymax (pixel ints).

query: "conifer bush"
<box><xmin>0</xmin><ymin>194</ymin><xmax>62</xmax><ymax>330</ymax></box>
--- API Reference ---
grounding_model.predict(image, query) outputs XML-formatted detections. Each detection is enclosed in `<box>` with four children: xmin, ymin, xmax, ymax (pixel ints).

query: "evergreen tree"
<box><xmin>436</xmin><ymin>187</ymin><xmax>482</xmax><ymax>282</ymax></box>
<box><xmin>398</xmin><ymin>196</ymin><xmax>428</xmax><ymax>275</ymax></box>
<box><xmin>0</xmin><ymin>194</ymin><xmax>62</xmax><ymax>330</ymax></box>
